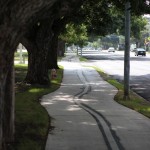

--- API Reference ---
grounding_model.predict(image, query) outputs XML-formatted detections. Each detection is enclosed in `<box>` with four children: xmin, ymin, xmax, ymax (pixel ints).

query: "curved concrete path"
<box><xmin>41</xmin><ymin>52</ymin><xmax>150</xmax><ymax>150</ymax></box>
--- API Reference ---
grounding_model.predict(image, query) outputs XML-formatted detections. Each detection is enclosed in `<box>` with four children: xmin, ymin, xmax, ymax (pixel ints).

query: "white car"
<box><xmin>108</xmin><ymin>47</ymin><xmax>115</xmax><ymax>52</ymax></box>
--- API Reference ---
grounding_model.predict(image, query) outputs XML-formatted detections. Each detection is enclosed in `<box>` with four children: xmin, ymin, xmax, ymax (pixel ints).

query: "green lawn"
<box><xmin>14</xmin><ymin>52</ymin><xmax>28</xmax><ymax>63</ymax></box>
<box><xmin>12</xmin><ymin>64</ymin><xmax>63</xmax><ymax>150</ymax></box>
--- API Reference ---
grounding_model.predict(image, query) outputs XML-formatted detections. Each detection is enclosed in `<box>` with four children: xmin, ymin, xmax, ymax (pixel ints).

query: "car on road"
<box><xmin>108</xmin><ymin>47</ymin><xmax>115</xmax><ymax>52</ymax></box>
<box><xmin>135</xmin><ymin>48</ymin><xmax>146</xmax><ymax>56</ymax></box>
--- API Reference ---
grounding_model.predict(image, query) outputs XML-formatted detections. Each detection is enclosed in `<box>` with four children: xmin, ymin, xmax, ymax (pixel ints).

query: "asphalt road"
<box><xmin>81</xmin><ymin>49</ymin><xmax>150</xmax><ymax>101</ymax></box>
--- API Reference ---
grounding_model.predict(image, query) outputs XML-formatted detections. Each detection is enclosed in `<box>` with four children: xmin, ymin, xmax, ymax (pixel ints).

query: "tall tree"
<box><xmin>47</xmin><ymin>18</ymin><xmax>69</xmax><ymax>69</ymax></box>
<box><xmin>60</xmin><ymin>23</ymin><xmax>88</xmax><ymax>47</ymax></box>
<box><xmin>0</xmin><ymin>0</ymin><xmax>149</xmax><ymax>149</ymax></box>
<box><xmin>21</xmin><ymin>20</ymin><xmax>54</xmax><ymax>85</ymax></box>
<box><xmin>76</xmin><ymin>0</ymin><xmax>113</xmax><ymax>35</ymax></box>
<box><xmin>131</xmin><ymin>16</ymin><xmax>148</xmax><ymax>47</ymax></box>
<box><xmin>0</xmin><ymin>1</ymin><xmax>60</xmax><ymax>149</ymax></box>
<box><xmin>21</xmin><ymin>0</ymin><xmax>83</xmax><ymax>85</ymax></box>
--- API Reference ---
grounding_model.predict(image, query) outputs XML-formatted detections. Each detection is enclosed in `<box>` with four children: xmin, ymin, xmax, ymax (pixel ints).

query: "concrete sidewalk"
<box><xmin>41</xmin><ymin>52</ymin><xmax>150</xmax><ymax>150</ymax></box>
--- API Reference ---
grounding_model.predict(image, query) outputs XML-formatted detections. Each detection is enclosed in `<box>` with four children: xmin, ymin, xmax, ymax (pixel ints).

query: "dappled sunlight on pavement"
<box><xmin>41</xmin><ymin>52</ymin><xmax>150</xmax><ymax>150</ymax></box>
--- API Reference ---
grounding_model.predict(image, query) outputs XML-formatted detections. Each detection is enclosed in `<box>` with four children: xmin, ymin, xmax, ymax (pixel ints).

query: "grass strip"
<box><xmin>79</xmin><ymin>57</ymin><xmax>88</xmax><ymax>62</ymax></box>
<box><xmin>80</xmin><ymin>56</ymin><xmax>150</xmax><ymax>118</ymax></box>
<box><xmin>93</xmin><ymin>66</ymin><xmax>150</xmax><ymax>118</ymax></box>
<box><xmin>13</xmin><ymin>64</ymin><xmax>63</xmax><ymax>150</ymax></box>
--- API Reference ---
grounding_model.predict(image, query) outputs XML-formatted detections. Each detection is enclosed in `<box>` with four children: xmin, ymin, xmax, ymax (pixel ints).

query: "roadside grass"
<box><xmin>80</xmin><ymin>56</ymin><xmax>150</xmax><ymax>118</ymax></box>
<box><xmin>14</xmin><ymin>52</ymin><xmax>28</xmax><ymax>62</ymax></box>
<box><xmin>13</xmin><ymin>55</ymin><xmax>150</xmax><ymax>150</ymax></box>
<box><xmin>79</xmin><ymin>57</ymin><xmax>88</xmax><ymax>62</ymax></box>
<box><xmin>93</xmin><ymin>66</ymin><xmax>150</xmax><ymax>118</ymax></box>
<box><xmin>13</xmin><ymin>64</ymin><xmax>63</xmax><ymax>150</ymax></box>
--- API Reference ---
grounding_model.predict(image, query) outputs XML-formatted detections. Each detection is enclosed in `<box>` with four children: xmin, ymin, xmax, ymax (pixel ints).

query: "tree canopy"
<box><xmin>0</xmin><ymin>0</ymin><xmax>150</xmax><ymax>149</ymax></box>
<box><xmin>60</xmin><ymin>23</ymin><xmax>88</xmax><ymax>47</ymax></box>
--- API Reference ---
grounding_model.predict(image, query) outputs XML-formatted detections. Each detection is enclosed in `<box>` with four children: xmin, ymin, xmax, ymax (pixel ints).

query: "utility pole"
<box><xmin>124</xmin><ymin>1</ymin><xmax>131</xmax><ymax>99</ymax></box>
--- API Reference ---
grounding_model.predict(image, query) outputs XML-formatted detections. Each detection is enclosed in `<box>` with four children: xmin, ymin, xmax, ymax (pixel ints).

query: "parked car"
<box><xmin>135</xmin><ymin>48</ymin><xmax>146</xmax><ymax>56</ymax></box>
<box><xmin>108</xmin><ymin>47</ymin><xmax>115</xmax><ymax>52</ymax></box>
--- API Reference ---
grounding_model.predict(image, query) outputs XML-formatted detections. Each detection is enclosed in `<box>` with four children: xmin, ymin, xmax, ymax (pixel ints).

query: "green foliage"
<box><xmin>59</xmin><ymin>0</ymin><xmax>149</xmax><ymax>43</ymax></box>
<box><xmin>60</xmin><ymin>23</ymin><xmax>88</xmax><ymax>47</ymax></box>
<box><xmin>100</xmin><ymin>7</ymin><xmax>148</xmax><ymax>48</ymax></box>
<box><xmin>79</xmin><ymin>56</ymin><xmax>88</xmax><ymax>62</ymax></box>
<box><xmin>79</xmin><ymin>0</ymin><xmax>113</xmax><ymax>35</ymax></box>
<box><xmin>131</xmin><ymin>16</ymin><xmax>148</xmax><ymax>40</ymax></box>
<box><xmin>15</xmin><ymin>64</ymin><xmax>28</xmax><ymax>82</ymax></box>
<box><xmin>101</xmin><ymin>34</ymin><xmax>119</xmax><ymax>49</ymax></box>
<box><xmin>15</xmin><ymin>89</ymin><xmax>49</xmax><ymax>150</ymax></box>
<box><xmin>110</xmin><ymin>0</ymin><xmax>150</xmax><ymax>14</ymax></box>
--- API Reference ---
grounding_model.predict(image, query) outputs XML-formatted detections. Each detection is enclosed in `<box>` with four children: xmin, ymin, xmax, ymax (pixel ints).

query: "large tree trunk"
<box><xmin>3</xmin><ymin>58</ymin><xmax>15</xmax><ymax>148</ymax></box>
<box><xmin>47</xmin><ymin>33</ymin><xmax>59</xmax><ymax>69</ymax></box>
<box><xmin>47</xmin><ymin>19</ymin><xmax>67</xmax><ymax>69</ymax></box>
<box><xmin>26</xmin><ymin>47</ymin><xmax>50</xmax><ymax>85</ymax></box>
<box><xmin>57</xmin><ymin>40</ymin><xmax>65</xmax><ymax>57</ymax></box>
<box><xmin>0</xmin><ymin>1</ymin><xmax>83</xmax><ymax>149</ymax></box>
<box><xmin>0</xmin><ymin>31</ymin><xmax>18</xmax><ymax>149</ymax></box>
<box><xmin>0</xmin><ymin>63</ymin><xmax>7</xmax><ymax>150</ymax></box>
<box><xmin>22</xmin><ymin>21</ymin><xmax>54</xmax><ymax>85</ymax></box>
<box><xmin>0</xmin><ymin>65</ymin><xmax>7</xmax><ymax>150</ymax></box>
<box><xmin>21</xmin><ymin>38</ymin><xmax>50</xmax><ymax>85</ymax></box>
